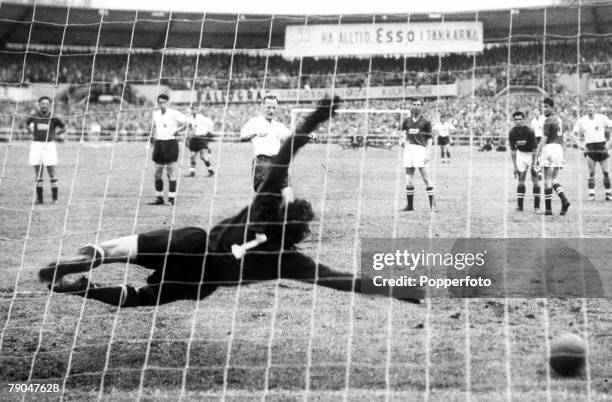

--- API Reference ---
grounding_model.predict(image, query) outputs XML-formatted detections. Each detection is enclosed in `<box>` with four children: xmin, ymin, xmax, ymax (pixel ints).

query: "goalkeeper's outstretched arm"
<box><xmin>281</xmin><ymin>253</ymin><xmax>422</xmax><ymax>304</ymax></box>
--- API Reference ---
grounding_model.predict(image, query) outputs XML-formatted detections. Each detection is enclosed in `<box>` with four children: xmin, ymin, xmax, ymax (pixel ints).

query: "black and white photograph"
<box><xmin>0</xmin><ymin>0</ymin><xmax>611</xmax><ymax>399</ymax></box>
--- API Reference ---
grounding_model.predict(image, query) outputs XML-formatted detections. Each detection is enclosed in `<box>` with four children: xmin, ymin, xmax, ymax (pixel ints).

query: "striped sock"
<box><xmin>426</xmin><ymin>186</ymin><xmax>435</xmax><ymax>208</ymax></box>
<box><xmin>544</xmin><ymin>188</ymin><xmax>553</xmax><ymax>212</ymax></box>
<box><xmin>405</xmin><ymin>185</ymin><xmax>414</xmax><ymax>210</ymax></box>
<box><xmin>552</xmin><ymin>183</ymin><xmax>567</xmax><ymax>203</ymax></box>
<box><xmin>533</xmin><ymin>185</ymin><xmax>541</xmax><ymax>209</ymax></box>
<box><xmin>517</xmin><ymin>184</ymin><xmax>525</xmax><ymax>209</ymax></box>
<box><xmin>588</xmin><ymin>177</ymin><xmax>595</xmax><ymax>197</ymax></box>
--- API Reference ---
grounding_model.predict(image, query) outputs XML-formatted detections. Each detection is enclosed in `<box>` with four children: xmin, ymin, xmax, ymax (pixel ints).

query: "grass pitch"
<box><xmin>0</xmin><ymin>141</ymin><xmax>611</xmax><ymax>401</ymax></box>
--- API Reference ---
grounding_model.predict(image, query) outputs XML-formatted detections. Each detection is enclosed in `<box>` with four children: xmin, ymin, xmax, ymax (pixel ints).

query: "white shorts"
<box><xmin>404</xmin><ymin>144</ymin><xmax>429</xmax><ymax>168</ymax></box>
<box><xmin>516</xmin><ymin>151</ymin><xmax>533</xmax><ymax>173</ymax></box>
<box><xmin>540</xmin><ymin>143</ymin><xmax>564</xmax><ymax>168</ymax></box>
<box><xmin>29</xmin><ymin>141</ymin><xmax>58</xmax><ymax>166</ymax></box>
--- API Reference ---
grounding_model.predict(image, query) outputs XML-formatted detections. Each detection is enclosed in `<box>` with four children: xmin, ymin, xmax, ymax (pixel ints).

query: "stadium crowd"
<box><xmin>0</xmin><ymin>39</ymin><xmax>609</xmax><ymax>91</ymax></box>
<box><xmin>2</xmin><ymin>93</ymin><xmax>610</xmax><ymax>146</ymax></box>
<box><xmin>0</xmin><ymin>37</ymin><xmax>610</xmax><ymax>144</ymax></box>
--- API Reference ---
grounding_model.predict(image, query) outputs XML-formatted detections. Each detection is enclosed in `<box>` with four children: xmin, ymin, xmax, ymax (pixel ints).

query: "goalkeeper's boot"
<box><xmin>39</xmin><ymin>244</ymin><xmax>105</xmax><ymax>283</ymax></box>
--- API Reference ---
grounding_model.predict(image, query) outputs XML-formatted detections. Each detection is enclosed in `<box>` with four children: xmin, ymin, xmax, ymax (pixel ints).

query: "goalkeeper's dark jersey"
<box><xmin>139</xmin><ymin>132</ymin><xmax>322</xmax><ymax>290</ymax></box>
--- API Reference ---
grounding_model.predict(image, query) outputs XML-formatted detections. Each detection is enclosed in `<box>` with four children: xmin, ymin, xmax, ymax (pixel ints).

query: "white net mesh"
<box><xmin>0</xmin><ymin>1</ymin><xmax>611</xmax><ymax>400</ymax></box>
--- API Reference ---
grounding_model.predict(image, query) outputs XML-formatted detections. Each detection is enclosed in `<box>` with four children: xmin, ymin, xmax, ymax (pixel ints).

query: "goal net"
<box><xmin>290</xmin><ymin>108</ymin><xmax>409</xmax><ymax>147</ymax></box>
<box><xmin>0</xmin><ymin>1</ymin><xmax>610</xmax><ymax>400</ymax></box>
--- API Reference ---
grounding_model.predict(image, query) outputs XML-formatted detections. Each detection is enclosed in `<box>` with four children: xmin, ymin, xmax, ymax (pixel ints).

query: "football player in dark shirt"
<box><xmin>400</xmin><ymin>98</ymin><xmax>435</xmax><ymax>211</ymax></box>
<box><xmin>26</xmin><ymin>96</ymin><xmax>66</xmax><ymax>204</ymax></box>
<box><xmin>534</xmin><ymin>97</ymin><xmax>570</xmax><ymax>216</ymax></box>
<box><xmin>38</xmin><ymin>97</ymin><xmax>422</xmax><ymax>307</ymax></box>
<box><xmin>508</xmin><ymin>111</ymin><xmax>540</xmax><ymax>211</ymax></box>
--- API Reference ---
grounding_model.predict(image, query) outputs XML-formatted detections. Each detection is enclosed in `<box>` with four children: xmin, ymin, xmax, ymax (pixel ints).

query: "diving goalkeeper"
<box><xmin>38</xmin><ymin>97</ymin><xmax>422</xmax><ymax>306</ymax></box>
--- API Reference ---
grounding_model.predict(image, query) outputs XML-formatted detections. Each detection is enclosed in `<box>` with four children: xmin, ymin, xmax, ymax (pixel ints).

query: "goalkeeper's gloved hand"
<box><xmin>298</xmin><ymin>96</ymin><xmax>341</xmax><ymax>134</ymax></box>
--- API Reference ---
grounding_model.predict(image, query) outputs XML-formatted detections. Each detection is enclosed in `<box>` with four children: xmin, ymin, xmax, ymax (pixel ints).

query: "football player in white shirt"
<box><xmin>187</xmin><ymin>105</ymin><xmax>215</xmax><ymax>177</ymax></box>
<box><xmin>530</xmin><ymin>106</ymin><xmax>546</xmax><ymax>143</ymax></box>
<box><xmin>568</xmin><ymin>100</ymin><xmax>612</xmax><ymax>201</ymax></box>
<box><xmin>150</xmin><ymin>94</ymin><xmax>188</xmax><ymax>206</ymax></box>
<box><xmin>530</xmin><ymin>106</ymin><xmax>546</xmax><ymax>181</ymax></box>
<box><xmin>240</xmin><ymin>93</ymin><xmax>294</xmax><ymax>203</ymax></box>
<box><xmin>432</xmin><ymin>114</ymin><xmax>456</xmax><ymax>164</ymax></box>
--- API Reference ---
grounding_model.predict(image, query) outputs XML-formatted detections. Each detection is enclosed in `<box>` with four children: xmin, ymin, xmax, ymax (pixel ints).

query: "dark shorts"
<box><xmin>189</xmin><ymin>136</ymin><xmax>210</xmax><ymax>153</ymax></box>
<box><xmin>536</xmin><ymin>137</ymin><xmax>541</xmax><ymax>144</ymax></box>
<box><xmin>252</xmin><ymin>154</ymin><xmax>289</xmax><ymax>191</ymax></box>
<box><xmin>153</xmin><ymin>139</ymin><xmax>179</xmax><ymax>164</ymax></box>
<box><xmin>585</xmin><ymin>142</ymin><xmax>609</xmax><ymax>162</ymax></box>
<box><xmin>437</xmin><ymin>136</ymin><xmax>450</xmax><ymax>146</ymax></box>
<box><xmin>136</xmin><ymin>227</ymin><xmax>215</xmax><ymax>303</ymax></box>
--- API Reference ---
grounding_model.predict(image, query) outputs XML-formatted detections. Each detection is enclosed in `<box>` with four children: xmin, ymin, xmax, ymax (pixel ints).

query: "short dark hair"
<box><xmin>513</xmin><ymin>111</ymin><xmax>525</xmax><ymax>119</ymax></box>
<box><xmin>262</xmin><ymin>93</ymin><xmax>278</xmax><ymax>103</ymax></box>
<box><xmin>411</xmin><ymin>98</ymin><xmax>423</xmax><ymax>105</ymax></box>
<box><xmin>543</xmin><ymin>97</ymin><xmax>554</xmax><ymax>107</ymax></box>
<box><xmin>38</xmin><ymin>96</ymin><xmax>51</xmax><ymax>103</ymax></box>
<box><xmin>157</xmin><ymin>94</ymin><xmax>170</xmax><ymax>101</ymax></box>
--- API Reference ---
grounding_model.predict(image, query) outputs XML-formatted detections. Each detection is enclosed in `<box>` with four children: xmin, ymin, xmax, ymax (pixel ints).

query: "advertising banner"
<box><xmin>588</xmin><ymin>77</ymin><xmax>612</xmax><ymax>92</ymax></box>
<box><xmin>284</xmin><ymin>21</ymin><xmax>483</xmax><ymax>58</ymax></box>
<box><xmin>194</xmin><ymin>84</ymin><xmax>457</xmax><ymax>104</ymax></box>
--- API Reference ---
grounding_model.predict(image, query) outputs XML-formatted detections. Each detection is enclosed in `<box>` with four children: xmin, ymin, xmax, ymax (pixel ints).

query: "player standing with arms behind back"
<box><xmin>530</xmin><ymin>106</ymin><xmax>545</xmax><ymax>144</ymax></box>
<box><xmin>150</xmin><ymin>94</ymin><xmax>188</xmax><ymax>206</ymax></box>
<box><xmin>400</xmin><ymin>98</ymin><xmax>435</xmax><ymax>211</ymax></box>
<box><xmin>187</xmin><ymin>104</ymin><xmax>215</xmax><ymax>177</ymax></box>
<box><xmin>530</xmin><ymin>106</ymin><xmax>545</xmax><ymax>182</ymax></box>
<box><xmin>26</xmin><ymin>96</ymin><xmax>66</xmax><ymax>204</ymax></box>
<box><xmin>433</xmin><ymin>114</ymin><xmax>456</xmax><ymax>164</ymax></box>
<box><xmin>509</xmin><ymin>111</ymin><xmax>540</xmax><ymax>212</ymax></box>
<box><xmin>535</xmin><ymin>97</ymin><xmax>570</xmax><ymax>216</ymax></box>
<box><xmin>567</xmin><ymin>100</ymin><xmax>612</xmax><ymax>201</ymax></box>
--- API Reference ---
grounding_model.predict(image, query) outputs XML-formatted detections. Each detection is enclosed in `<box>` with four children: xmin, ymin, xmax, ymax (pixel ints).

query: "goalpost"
<box><xmin>0</xmin><ymin>1</ymin><xmax>609</xmax><ymax>400</ymax></box>
<box><xmin>290</xmin><ymin>108</ymin><xmax>410</xmax><ymax>147</ymax></box>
